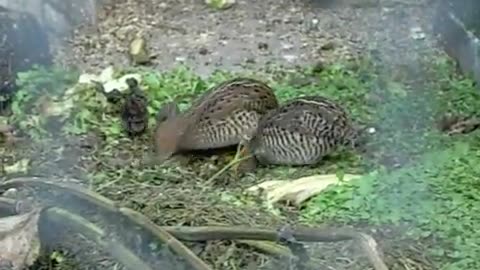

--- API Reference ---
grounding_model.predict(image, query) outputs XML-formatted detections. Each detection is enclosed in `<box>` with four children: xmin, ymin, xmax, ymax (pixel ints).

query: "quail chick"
<box><xmin>121</xmin><ymin>78</ymin><xmax>149</xmax><ymax>137</ymax></box>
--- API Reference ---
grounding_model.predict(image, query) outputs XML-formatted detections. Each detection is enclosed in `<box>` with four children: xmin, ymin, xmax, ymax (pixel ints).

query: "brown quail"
<box><xmin>153</xmin><ymin>77</ymin><xmax>279</xmax><ymax>162</ymax></box>
<box><xmin>239</xmin><ymin>95</ymin><xmax>360</xmax><ymax>170</ymax></box>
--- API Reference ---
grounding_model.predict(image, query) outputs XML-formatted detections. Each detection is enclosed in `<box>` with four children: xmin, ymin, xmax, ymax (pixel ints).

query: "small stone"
<box><xmin>258</xmin><ymin>42</ymin><xmax>269</xmax><ymax>50</ymax></box>
<box><xmin>312</xmin><ymin>61</ymin><xmax>325</xmax><ymax>73</ymax></box>
<box><xmin>129</xmin><ymin>36</ymin><xmax>150</xmax><ymax>65</ymax></box>
<box><xmin>245</xmin><ymin>57</ymin><xmax>256</xmax><ymax>64</ymax></box>
<box><xmin>282</xmin><ymin>43</ymin><xmax>294</xmax><ymax>50</ymax></box>
<box><xmin>175</xmin><ymin>56</ymin><xmax>186</xmax><ymax>62</ymax></box>
<box><xmin>199</xmin><ymin>47</ymin><xmax>209</xmax><ymax>55</ymax></box>
<box><xmin>320</xmin><ymin>41</ymin><xmax>335</xmax><ymax>51</ymax></box>
<box><xmin>305</xmin><ymin>18</ymin><xmax>320</xmax><ymax>31</ymax></box>
<box><xmin>115</xmin><ymin>27</ymin><xmax>128</xmax><ymax>41</ymax></box>
<box><xmin>410</xmin><ymin>27</ymin><xmax>426</xmax><ymax>40</ymax></box>
<box><xmin>283</xmin><ymin>55</ymin><xmax>298</xmax><ymax>62</ymax></box>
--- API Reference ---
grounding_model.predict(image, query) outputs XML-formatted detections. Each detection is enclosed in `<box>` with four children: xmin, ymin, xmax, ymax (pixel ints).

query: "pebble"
<box><xmin>282</xmin><ymin>43</ymin><xmax>294</xmax><ymax>50</ymax></box>
<box><xmin>199</xmin><ymin>47</ymin><xmax>209</xmax><ymax>55</ymax></box>
<box><xmin>257</xmin><ymin>42</ymin><xmax>269</xmax><ymax>50</ymax></box>
<box><xmin>410</xmin><ymin>26</ymin><xmax>426</xmax><ymax>40</ymax></box>
<box><xmin>320</xmin><ymin>41</ymin><xmax>336</xmax><ymax>51</ymax></box>
<box><xmin>175</xmin><ymin>56</ymin><xmax>186</xmax><ymax>62</ymax></box>
<box><xmin>283</xmin><ymin>54</ymin><xmax>298</xmax><ymax>62</ymax></box>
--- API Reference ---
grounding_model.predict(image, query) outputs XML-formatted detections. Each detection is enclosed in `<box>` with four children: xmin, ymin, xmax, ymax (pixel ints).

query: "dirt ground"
<box><xmin>59</xmin><ymin>0</ymin><xmax>440</xmax><ymax>77</ymax></box>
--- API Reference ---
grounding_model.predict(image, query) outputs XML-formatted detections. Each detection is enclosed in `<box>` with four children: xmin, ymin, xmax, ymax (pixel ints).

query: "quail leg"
<box><xmin>231</xmin><ymin>143</ymin><xmax>258</xmax><ymax>176</ymax></box>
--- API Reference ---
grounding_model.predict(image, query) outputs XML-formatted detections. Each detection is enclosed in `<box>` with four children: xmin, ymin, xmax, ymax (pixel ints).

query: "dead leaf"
<box><xmin>77</xmin><ymin>66</ymin><xmax>142</xmax><ymax>94</ymax></box>
<box><xmin>0</xmin><ymin>208</ymin><xmax>42</xmax><ymax>270</ymax></box>
<box><xmin>129</xmin><ymin>36</ymin><xmax>150</xmax><ymax>65</ymax></box>
<box><xmin>247</xmin><ymin>174</ymin><xmax>362</xmax><ymax>206</ymax></box>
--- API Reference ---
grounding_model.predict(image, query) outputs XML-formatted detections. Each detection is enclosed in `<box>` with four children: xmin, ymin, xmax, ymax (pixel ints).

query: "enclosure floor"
<box><xmin>58</xmin><ymin>0</ymin><xmax>440</xmax><ymax>76</ymax></box>
<box><xmin>10</xmin><ymin>1</ymin><xmax>451</xmax><ymax>269</ymax></box>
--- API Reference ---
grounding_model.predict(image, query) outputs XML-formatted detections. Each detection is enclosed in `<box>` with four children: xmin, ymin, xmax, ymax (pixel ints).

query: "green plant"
<box><xmin>10</xmin><ymin>66</ymin><xmax>78</xmax><ymax>140</ymax></box>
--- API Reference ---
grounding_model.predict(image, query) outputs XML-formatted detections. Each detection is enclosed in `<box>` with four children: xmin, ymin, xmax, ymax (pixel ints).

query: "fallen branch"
<box><xmin>120</xmin><ymin>208</ymin><xmax>212</xmax><ymax>270</ymax></box>
<box><xmin>162</xmin><ymin>226</ymin><xmax>388</xmax><ymax>270</ymax></box>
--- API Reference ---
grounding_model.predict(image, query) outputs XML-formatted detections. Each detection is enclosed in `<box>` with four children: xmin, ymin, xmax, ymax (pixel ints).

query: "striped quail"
<box><xmin>238</xmin><ymin>95</ymin><xmax>360</xmax><ymax>171</ymax></box>
<box><xmin>153</xmin><ymin>77</ymin><xmax>279</xmax><ymax>163</ymax></box>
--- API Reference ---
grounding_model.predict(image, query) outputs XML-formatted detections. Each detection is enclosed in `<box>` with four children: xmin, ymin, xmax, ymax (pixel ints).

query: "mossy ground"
<box><xmin>1</xmin><ymin>52</ymin><xmax>480</xmax><ymax>270</ymax></box>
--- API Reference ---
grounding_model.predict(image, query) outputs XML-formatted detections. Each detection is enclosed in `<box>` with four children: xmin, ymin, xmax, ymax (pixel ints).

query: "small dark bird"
<box><xmin>121</xmin><ymin>78</ymin><xmax>149</xmax><ymax>137</ymax></box>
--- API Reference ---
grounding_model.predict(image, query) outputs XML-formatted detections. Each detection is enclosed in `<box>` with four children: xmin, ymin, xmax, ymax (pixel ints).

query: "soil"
<box><xmin>58</xmin><ymin>0</ymin><xmax>441</xmax><ymax>77</ymax></box>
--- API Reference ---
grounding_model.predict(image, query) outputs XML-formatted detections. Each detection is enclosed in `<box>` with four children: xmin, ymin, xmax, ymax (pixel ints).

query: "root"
<box><xmin>120</xmin><ymin>207</ymin><xmax>212</xmax><ymax>270</ymax></box>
